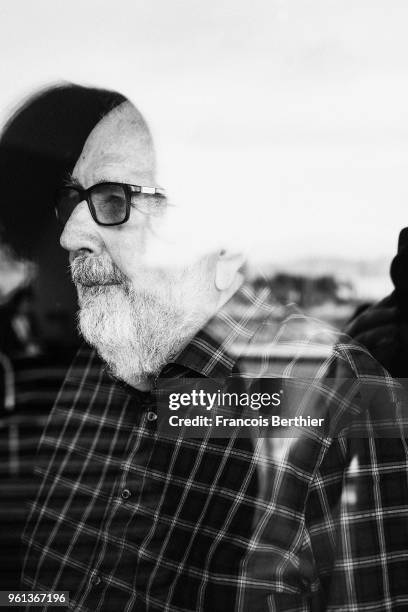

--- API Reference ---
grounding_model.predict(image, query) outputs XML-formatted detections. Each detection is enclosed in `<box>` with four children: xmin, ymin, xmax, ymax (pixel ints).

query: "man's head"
<box><xmin>60</xmin><ymin>100</ymin><xmax>244</xmax><ymax>387</ymax></box>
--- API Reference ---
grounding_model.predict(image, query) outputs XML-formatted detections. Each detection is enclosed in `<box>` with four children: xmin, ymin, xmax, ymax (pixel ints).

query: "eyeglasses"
<box><xmin>55</xmin><ymin>181</ymin><xmax>167</xmax><ymax>227</ymax></box>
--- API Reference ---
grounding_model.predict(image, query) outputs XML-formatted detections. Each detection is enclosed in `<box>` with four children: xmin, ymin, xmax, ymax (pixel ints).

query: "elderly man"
<box><xmin>22</xmin><ymin>93</ymin><xmax>408</xmax><ymax>611</ymax></box>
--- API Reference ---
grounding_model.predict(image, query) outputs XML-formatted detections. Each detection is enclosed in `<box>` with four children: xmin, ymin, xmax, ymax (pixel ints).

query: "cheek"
<box><xmin>128</xmin><ymin>266</ymin><xmax>190</xmax><ymax>303</ymax></box>
<box><xmin>107</xmin><ymin>212</ymin><xmax>177</xmax><ymax>276</ymax></box>
<box><xmin>103</xmin><ymin>224</ymin><xmax>148</xmax><ymax>277</ymax></box>
<box><xmin>137</xmin><ymin>268</ymin><xmax>181</xmax><ymax>293</ymax></box>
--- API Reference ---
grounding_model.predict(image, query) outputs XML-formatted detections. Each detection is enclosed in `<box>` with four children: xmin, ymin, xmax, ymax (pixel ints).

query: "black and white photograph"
<box><xmin>1</xmin><ymin>1</ymin><xmax>408</xmax><ymax>610</ymax></box>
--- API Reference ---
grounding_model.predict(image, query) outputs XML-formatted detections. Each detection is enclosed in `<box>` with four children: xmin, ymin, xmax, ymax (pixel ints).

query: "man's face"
<box><xmin>59</xmin><ymin>102</ymin><xmax>218</xmax><ymax>386</ymax></box>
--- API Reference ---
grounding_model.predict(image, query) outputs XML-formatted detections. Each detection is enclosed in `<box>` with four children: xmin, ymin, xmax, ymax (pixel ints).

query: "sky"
<box><xmin>1</xmin><ymin>0</ymin><xmax>408</xmax><ymax>268</ymax></box>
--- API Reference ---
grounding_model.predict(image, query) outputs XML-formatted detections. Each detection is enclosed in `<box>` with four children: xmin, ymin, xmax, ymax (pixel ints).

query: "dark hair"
<box><xmin>0</xmin><ymin>82</ymin><xmax>127</xmax><ymax>257</ymax></box>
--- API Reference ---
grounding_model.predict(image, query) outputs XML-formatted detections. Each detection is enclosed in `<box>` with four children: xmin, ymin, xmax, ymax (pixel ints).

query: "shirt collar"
<box><xmin>160</xmin><ymin>283</ymin><xmax>276</xmax><ymax>382</ymax></box>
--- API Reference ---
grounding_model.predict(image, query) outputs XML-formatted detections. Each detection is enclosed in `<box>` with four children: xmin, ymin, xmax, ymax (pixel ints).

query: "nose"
<box><xmin>59</xmin><ymin>200</ymin><xmax>103</xmax><ymax>255</ymax></box>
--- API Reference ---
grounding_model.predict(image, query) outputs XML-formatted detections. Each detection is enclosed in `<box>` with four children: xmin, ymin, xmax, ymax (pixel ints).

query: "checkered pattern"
<box><xmin>21</xmin><ymin>286</ymin><xmax>408</xmax><ymax>610</ymax></box>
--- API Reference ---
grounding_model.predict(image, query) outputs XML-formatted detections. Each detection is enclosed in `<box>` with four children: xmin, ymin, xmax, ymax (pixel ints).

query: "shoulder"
<box><xmin>236</xmin><ymin>302</ymin><xmax>389</xmax><ymax>380</ymax></box>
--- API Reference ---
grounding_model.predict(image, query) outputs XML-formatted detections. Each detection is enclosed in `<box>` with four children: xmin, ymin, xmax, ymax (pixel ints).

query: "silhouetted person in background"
<box><xmin>346</xmin><ymin>227</ymin><xmax>408</xmax><ymax>377</ymax></box>
<box><xmin>0</xmin><ymin>244</ymin><xmax>38</xmax><ymax>358</ymax></box>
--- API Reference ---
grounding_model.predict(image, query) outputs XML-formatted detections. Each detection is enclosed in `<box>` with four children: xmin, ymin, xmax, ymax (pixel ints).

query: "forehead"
<box><xmin>72</xmin><ymin>101</ymin><xmax>156</xmax><ymax>188</ymax></box>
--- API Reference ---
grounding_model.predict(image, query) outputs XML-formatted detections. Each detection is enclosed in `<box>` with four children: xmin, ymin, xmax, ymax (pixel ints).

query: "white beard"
<box><xmin>77</xmin><ymin>283</ymin><xmax>202</xmax><ymax>386</ymax></box>
<box><xmin>71</xmin><ymin>253</ymin><xmax>215</xmax><ymax>387</ymax></box>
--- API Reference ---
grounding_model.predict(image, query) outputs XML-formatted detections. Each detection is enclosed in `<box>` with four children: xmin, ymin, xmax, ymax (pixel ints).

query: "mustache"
<box><xmin>70</xmin><ymin>255</ymin><xmax>128</xmax><ymax>287</ymax></box>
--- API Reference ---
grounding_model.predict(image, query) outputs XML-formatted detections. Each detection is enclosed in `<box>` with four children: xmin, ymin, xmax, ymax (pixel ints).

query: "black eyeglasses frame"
<box><xmin>55</xmin><ymin>181</ymin><xmax>167</xmax><ymax>227</ymax></box>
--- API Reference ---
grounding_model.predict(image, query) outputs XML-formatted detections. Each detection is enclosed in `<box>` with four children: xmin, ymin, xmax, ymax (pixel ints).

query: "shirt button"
<box><xmin>91</xmin><ymin>574</ymin><xmax>101</xmax><ymax>586</ymax></box>
<box><xmin>121</xmin><ymin>488</ymin><xmax>131</xmax><ymax>500</ymax></box>
<box><xmin>147</xmin><ymin>411</ymin><xmax>157</xmax><ymax>421</ymax></box>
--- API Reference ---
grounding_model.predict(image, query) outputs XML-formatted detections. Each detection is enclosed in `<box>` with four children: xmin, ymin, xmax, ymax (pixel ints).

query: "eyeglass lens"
<box><xmin>56</xmin><ymin>183</ymin><xmax>128</xmax><ymax>226</ymax></box>
<box><xmin>55</xmin><ymin>188</ymin><xmax>82</xmax><ymax>226</ymax></box>
<box><xmin>90</xmin><ymin>183</ymin><xmax>127</xmax><ymax>224</ymax></box>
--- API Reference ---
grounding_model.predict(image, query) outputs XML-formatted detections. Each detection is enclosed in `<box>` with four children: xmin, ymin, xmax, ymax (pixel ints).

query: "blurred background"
<box><xmin>1</xmin><ymin>0</ymin><xmax>408</xmax><ymax>589</ymax></box>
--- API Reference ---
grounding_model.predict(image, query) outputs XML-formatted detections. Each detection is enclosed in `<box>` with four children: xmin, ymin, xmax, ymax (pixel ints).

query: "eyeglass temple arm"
<box><xmin>129</xmin><ymin>186</ymin><xmax>166</xmax><ymax>197</ymax></box>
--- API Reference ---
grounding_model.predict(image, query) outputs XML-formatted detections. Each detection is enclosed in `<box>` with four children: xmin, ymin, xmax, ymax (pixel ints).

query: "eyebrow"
<box><xmin>63</xmin><ymin>174</ymin><xmax>130</xmax><ymax>189</ymax></box>
<box><xmin>63</xmin><ymin>173</ymin><xmax>83</xmax><ymax>189</ymax></box>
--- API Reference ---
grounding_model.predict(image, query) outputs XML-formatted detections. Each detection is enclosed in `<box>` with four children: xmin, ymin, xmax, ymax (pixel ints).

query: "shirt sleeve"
<box><xmin>305</xmin><ymin>338</ymin><xmax>408</xmax><ymax>610</ymax></box>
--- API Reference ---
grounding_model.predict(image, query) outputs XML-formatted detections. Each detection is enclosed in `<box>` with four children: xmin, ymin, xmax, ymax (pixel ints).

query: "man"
<box><xmin>22</xmin><ymin>94</ymin><xmax>408</xmax><ymax>611</ymax></box>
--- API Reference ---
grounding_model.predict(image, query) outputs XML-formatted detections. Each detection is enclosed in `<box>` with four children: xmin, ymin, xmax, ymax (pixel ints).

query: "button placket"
<box><xmin>118</xmin><ymin>391</ymin><xmax>158</xmax><ymax>508</ymax></box>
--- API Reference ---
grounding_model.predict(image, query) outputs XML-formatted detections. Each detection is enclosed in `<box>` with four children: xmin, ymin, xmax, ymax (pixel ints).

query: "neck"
<box><xmin>217</xmin><ymin>272</ymin><xmax>245</xmax><ymax>310</ymax></box>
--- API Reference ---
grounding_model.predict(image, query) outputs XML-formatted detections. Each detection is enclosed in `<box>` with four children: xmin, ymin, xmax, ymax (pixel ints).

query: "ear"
<box><xmin>215</xmin><ymin>250</ymin><xmax>246</xmax><ymax>291</ymax></box>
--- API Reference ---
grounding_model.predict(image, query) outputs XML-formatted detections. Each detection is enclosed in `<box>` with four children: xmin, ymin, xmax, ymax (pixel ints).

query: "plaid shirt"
<box><xmin>22</xmin><ymin>285</ymin><xmax>408</xmax><ymax>611</ymax></box>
